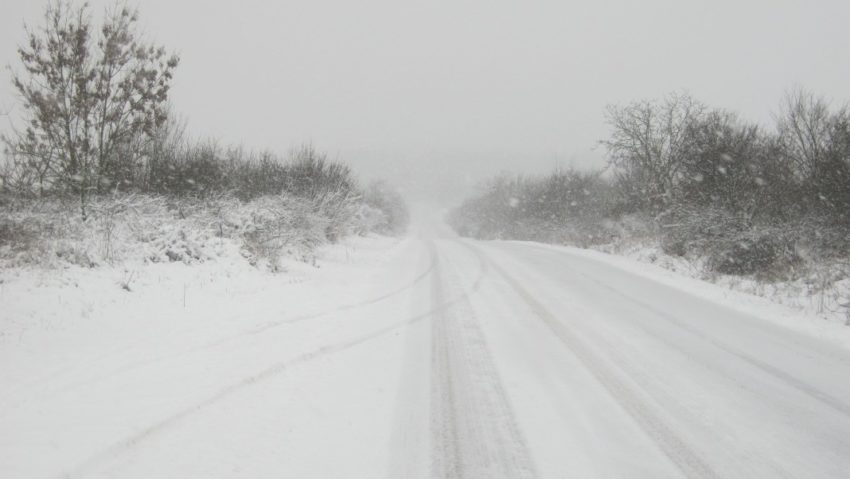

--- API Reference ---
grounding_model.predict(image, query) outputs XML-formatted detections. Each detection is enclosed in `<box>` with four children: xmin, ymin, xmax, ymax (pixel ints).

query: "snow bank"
<box><xmin>520</xmin><ymin>241</ymin><xmax>850</xmax><ymax>351</ymax></box>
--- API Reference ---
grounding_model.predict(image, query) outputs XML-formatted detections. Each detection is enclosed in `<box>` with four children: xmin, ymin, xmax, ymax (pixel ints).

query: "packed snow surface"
<box><xmin>2</xmin><ymin>213</ymin><xmax>850</xmax><ymax>478</ymax></box>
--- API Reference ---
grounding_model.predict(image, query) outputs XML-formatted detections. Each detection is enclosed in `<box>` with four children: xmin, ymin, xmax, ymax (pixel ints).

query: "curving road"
<box><xmin>392</xmin><ymin>218</ymin><xmax>850</xmax><ymax>478</ymax></box>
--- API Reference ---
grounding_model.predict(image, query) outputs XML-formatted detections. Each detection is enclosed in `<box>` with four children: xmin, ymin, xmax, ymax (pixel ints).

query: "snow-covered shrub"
<box><xmin>362</xmin><ymin>180</ymin><xmax>409</xmax><ymax>235</ymax></box>
<box><xmin>145</xmin><ymin>225</ymin><xmax>211</xmax><ymax>264</ymax></box>
<box><xmin>657</xmin><ymin>205</ymin><xmax>745</xmax><ymax>258</ymax></box>
<box><xmin>311</xmin><ymin>189</ymin><xmax>361</xmax><ymax>243</ymax></box>
<box><xmin>658</xmin><ymin>205</ymin><xmax>802</xmax><ymax>278</ymax></box>
<box><xmin>239</xmin><ymin>196</ymin><xmax>328</xmax><ymax>269</ymax></box>
<box><xmin>0</xmin><ymin>195</ymin><xmax>95</xmax><ymax>268</ymax></box>
<box><xmin>352</xmin><ymin>204</ymin><xmax>387</xmax><ymax>236</ymax></box>
<box><xmin>0</xmin><ymin>188</ymin><xmax>380</xmax><ymax>270</ymax></box>
<box><xmin>706</xmin><ymin>234</ymin><xmax>800</xmax><ymax>277</ymax></box>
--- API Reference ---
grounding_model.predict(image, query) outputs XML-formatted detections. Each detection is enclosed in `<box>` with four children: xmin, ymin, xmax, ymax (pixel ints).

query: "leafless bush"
<box><xmin>657</xmin><ymin>204</ymin><xmax>800</xmax><ymax>278</ymax></box>
<box><xmin>239</xmin><ymin>196</ymin><xmax>327</xmax><ymax>269</ymax></box>
<box><xmin>447</xmin><ymin>168</ymin><xmax>615</xmax><ymax>244</ymax></box>
<box><xmin>0</xmin><ymin>189</ymin><xmax>375</xmax><ymax>270</ymax></box>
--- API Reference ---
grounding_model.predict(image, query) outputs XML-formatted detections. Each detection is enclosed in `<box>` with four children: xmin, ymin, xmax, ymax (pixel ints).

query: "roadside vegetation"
<box><xmin>0</xmin><ymin>1</ymin><xmax>408</xmax><ymax>271</ymax></box>
<box><xmin>449</xmin><ymin>90</ymin><xmax>850</xmax><ymax>320</ymax></box>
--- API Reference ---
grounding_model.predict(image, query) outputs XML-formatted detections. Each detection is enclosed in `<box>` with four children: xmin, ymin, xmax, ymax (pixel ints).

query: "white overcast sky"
<box><xmin>2</xmin><ymin>0</ymin><xmax>849</xmax><ymax>200</ymax></box>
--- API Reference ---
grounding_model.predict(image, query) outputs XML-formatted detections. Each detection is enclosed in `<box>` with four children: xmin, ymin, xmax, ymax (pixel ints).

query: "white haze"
<box><xmin>2</xmin><ymin>0</ymin><xmax>850</xmax><ymax>203</ymax></box>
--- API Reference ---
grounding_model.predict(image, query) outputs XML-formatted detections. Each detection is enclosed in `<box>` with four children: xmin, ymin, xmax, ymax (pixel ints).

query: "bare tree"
<box><xmin>776</xmin><ymin>87</ymin><xmax>833</xmax><ymax>180</ymax></box>
<box><xmin>602</xmin><ymin>92</ymin><xmax>706</xmax><ymax>211</ymax></box>
<box><xmin>677</xmin><ymin>110</ymin><xmax>765</xmax><ymax>212</ymax></box>
<box><xmin>777</xmin><ymin>87</ymin><xmax>850</xmax><ymax>221</ymax></box>
<box><xmin>5</xmin><ymin>0</ymin><xmax>178</xmax><ymax>218</ymax></box>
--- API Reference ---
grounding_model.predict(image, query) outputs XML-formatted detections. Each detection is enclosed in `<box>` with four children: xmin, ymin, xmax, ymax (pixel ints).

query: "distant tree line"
<box><xmin>449</xmin><ymin>89</ymin><xmax>850</xmax><ymax>278</ymax></box>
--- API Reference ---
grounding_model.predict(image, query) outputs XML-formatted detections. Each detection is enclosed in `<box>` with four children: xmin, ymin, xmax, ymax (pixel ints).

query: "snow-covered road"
<box><xmin>2</xmin><ymin>219</ymin><xmax>850</xmax><ymax>478</ymax></box>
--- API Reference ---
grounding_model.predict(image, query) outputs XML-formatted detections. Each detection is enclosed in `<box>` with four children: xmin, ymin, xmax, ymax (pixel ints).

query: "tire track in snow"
<box><xmin>245</xmin><ymin>244</ymin><xmax>439</xmax><ymax>332</ymax></box>
<box><xmin>60</xmin><ymin>243</ymin><xmax>477</xmax><ymax>479</ymax></box>
<box><xmin>63</xmin><ymin>318</ymin><xmax>418</xmax><ymax>479</ymax></box>
<box><xmin>10</xmin><ymin>242</ymin><xmax>439</xmax><ymax>412</ymax></box>
<box><xmin>573</xmin><ymin>269</ymin><xmax>850</xmax><ymax>420</ymax></box>
<box><xmin>520</xmin><ymin>242</ymin><xmax>850</xmax><ymax>420</ymax></box>
<box><xmin>429</xmin><ymin>240</ymin><xmax>537</xmax><ymax>479</ymax></box>
<box><xmin>384</xmin><ymin>246</ymin><xmax>439</xmax><ymax>479</ymax></box>
<box><xmin>429</xmin><ymin>243</ymin><xmax>464</xmax><ymax>479</ymax></box>
<box><xmin>475</xmin><ymin>244</ymin><xmax>721</xmax><ymax>479</ymax></box>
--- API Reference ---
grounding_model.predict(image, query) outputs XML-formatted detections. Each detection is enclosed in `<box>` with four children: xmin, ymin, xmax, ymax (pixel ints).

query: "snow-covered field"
<box><xmin>1</xmin><ymin>234</ymin><xmax>427</xmax><ymax>478</ymax></box>
<box><xmin>3</xmin><ymin>216</ymin><xmax>850</xmax><ymax>478</ymax></box>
